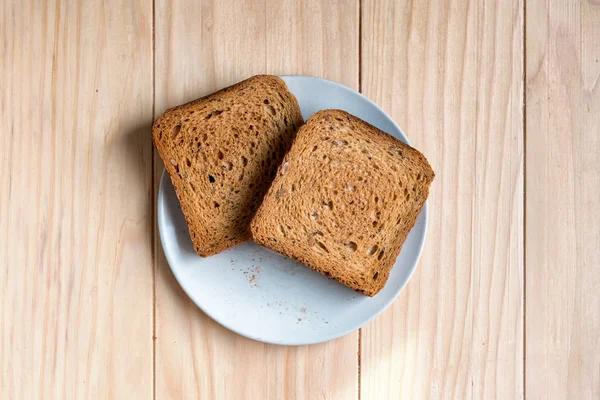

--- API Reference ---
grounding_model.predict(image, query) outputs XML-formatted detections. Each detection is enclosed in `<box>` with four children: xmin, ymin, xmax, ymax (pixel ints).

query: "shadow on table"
<box><xmin>119</xmin><ymin>119</ymin><xmax>155</xmax><ymax>192</ymax></box>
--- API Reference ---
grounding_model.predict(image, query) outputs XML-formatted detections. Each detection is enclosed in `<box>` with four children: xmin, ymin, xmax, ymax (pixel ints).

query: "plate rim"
<box><xmin>156</xmin><ymin>75</ymin><xmax>429</xmax><ymax>345</ymax></box>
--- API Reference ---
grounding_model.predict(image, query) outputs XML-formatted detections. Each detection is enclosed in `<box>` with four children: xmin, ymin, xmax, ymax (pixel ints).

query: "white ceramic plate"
<box><xmin>157</xmin><ymin>75</ymin><xmax>428</xmax><ymax>345</ymax></box>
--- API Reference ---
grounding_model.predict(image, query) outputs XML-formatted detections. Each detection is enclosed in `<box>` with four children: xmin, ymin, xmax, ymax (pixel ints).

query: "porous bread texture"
<box><xmin>250</xmin><ymin>109</ymin><xmax>434</xmax><ymax>296</ymax></box>
<box><xmin>153</xmin><ymin>75</ymin><xmax>303</xmax><ymax>256</ymax></box>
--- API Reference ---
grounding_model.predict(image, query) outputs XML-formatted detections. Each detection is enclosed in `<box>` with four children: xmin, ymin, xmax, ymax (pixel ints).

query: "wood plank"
<box><xmin>525</xmin><ymin>0</ymin><xmax>600</xmax><ymax>398</ymax></box>
<box><xmin>360</xmin><ymin>1</ymin><xmax>524</xmax><ymax>398</ymax></box>
<box><xmin>153</xmin><ymin>1</ymin><xmax>359</xmax><ymax>398</ymax></box>
<box><xmin>0</xmin><ymin>0</ymin><xmax>154</xmax><ymax>398</ymax></box>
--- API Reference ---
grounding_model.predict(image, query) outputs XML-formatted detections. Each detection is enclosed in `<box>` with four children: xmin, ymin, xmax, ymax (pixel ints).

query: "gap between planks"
<box><xmin>522</xmin><ymin>0</ymin><xmax>527</xmax><ymax>397</ymax></box>
<box><xmin>151</xmin><ymin>0</ymin><xmax>157</xmax><ymax>399</ymax></box>
<box><xmin>357</xmin><ymin>1</ymin><xmax>363</xmax><ymax>399</ymax></box>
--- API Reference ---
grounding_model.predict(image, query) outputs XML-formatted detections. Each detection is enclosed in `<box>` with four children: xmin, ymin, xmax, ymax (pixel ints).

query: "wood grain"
<box><xmin>360</xmin><ymin>1</ymin><xmax>524</xmax><ymax>398</ymax></box>
<box><xmin>0</xmin><ymin>0</ymin><xmax>154</xmax><ymax>398</ymax></box>
<box><xmin>3</xmin><ymin>0</ymin><xmax>600</xmax><ymax>398</ymax></box>
<box><xmin>525</xmin><ymin>0</ymin><xmax>600</xmax><ymax>398</ymax></box>
<box><xmin>152</xmin><ymin>1</ymin><xmax>359</xmax><ymax>398</ymax></box>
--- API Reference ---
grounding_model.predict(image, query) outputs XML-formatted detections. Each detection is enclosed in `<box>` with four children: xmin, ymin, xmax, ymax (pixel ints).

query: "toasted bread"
<box><xmin>153</xmin><ymin>75</ymin><xmax>303</xmax><ymax>256</ymax></box>
<box><xmin>250</xmin><ymin>109</ymin><xmax>434</xmax><ymax>296</ymax></box>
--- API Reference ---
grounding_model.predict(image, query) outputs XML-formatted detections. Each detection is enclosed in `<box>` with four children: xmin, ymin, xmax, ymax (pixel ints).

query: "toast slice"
<box><xmin>153</xmin><ymin>75</ymin><xmax>303</xmax><ymax>256</ymax></box>
<box><xmin>250</xmin><ymin>109</ymin><xmax>434</xmax><ymax>296</ymax></box>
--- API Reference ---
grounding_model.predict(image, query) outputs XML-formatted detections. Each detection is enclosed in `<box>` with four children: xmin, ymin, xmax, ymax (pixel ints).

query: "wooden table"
<box><xmin>1</xmin><ymin>1</ymin><xmax>599</xmax><ymax>398</ymax></box>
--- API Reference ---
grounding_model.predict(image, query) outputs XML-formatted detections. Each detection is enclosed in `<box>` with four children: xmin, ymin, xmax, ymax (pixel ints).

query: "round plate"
<box><xmin>157</xmin><ymin>75</ymin><xmax>428</xmax><ymax>345</ymax></box>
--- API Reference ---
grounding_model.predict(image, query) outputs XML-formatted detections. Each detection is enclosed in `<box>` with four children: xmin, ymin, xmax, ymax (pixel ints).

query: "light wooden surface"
<box><xmin>526</xmin><ymin>0</ymin><xmax>600</xmax><ymax>398</ymax></box>
<box><xmin>0</xmin><ymin>0</ymin><xmax>154</xmax><ymax>398</ymax></box>
<box><xmin>1</xmin><ymin>0</ymin><xmax>599</xmax><ymax>399</ymax></box>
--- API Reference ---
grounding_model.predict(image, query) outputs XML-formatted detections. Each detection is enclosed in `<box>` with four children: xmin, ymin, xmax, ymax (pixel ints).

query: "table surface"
<box><xmin>1</xmin><ymin>1</ymin><xmax>599</xmax><ymax>399</ymax></box>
